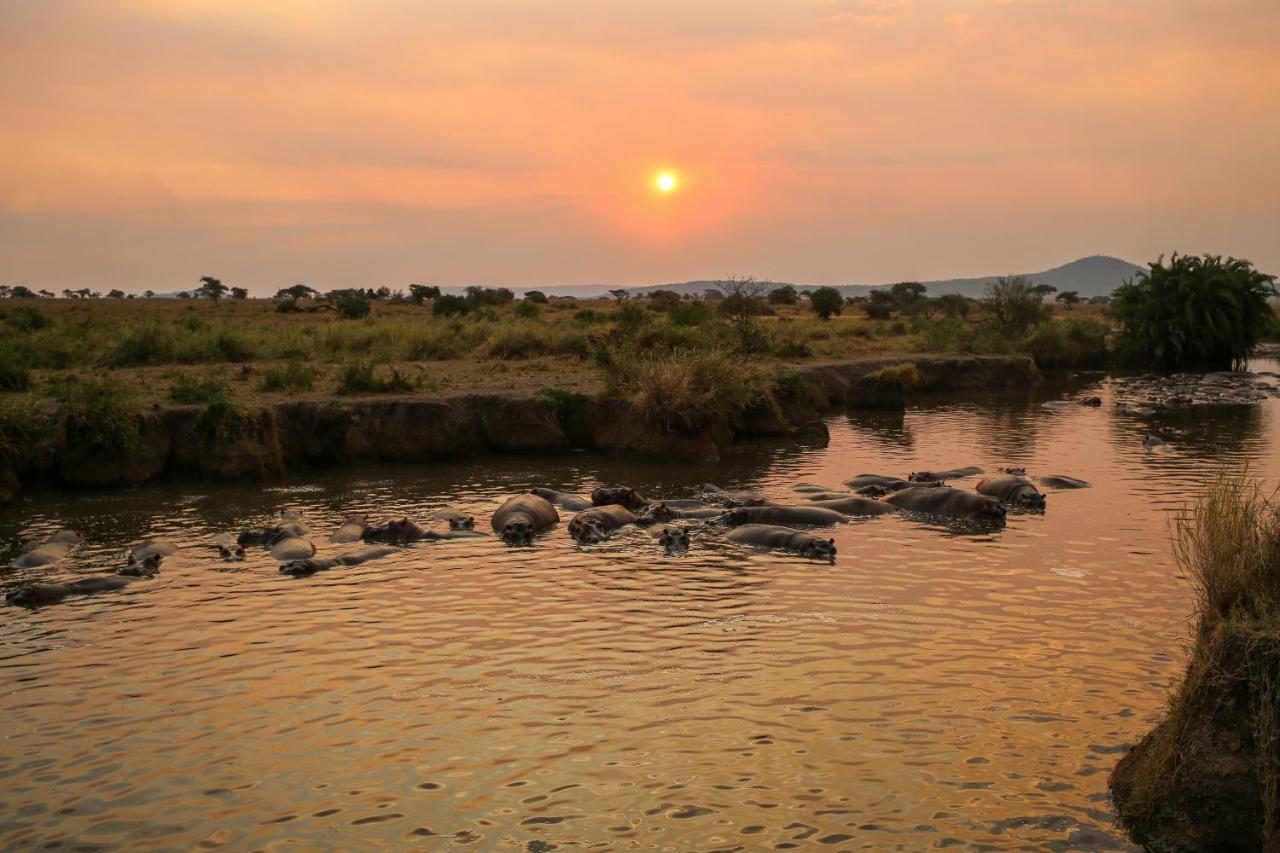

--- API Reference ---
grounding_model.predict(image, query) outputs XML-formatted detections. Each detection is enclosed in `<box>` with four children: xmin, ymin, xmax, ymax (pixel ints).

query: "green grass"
<box><xmin>168</xmin><ymin>373</ymin><xmax>231</xmax><ymax>404</ymax></box>
<box><xmin>334</xmin><ymin>361</ymin><xmax>416</xmax><ymax>395</ymax></box>
<box><xmin>602</xmin><ymin>347</ymin><xmax>762</xmax><ymax>431</ymax></box>
<box><xmin>55</xmin><ymin>378</ymin><xmax>141</xmax><ymax>453</ymax></box>
<box><xmin>255</xmin><ymin>361</ymin><xmax>316</xmax><ymax>393</ymax></box>
<box><xmin>863</xmin><ymin>362</ymin><xmax>923</xmax><ymax>391</ymax></box>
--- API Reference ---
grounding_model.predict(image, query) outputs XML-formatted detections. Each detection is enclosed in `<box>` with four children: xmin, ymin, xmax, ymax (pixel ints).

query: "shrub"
<box><xmin>168</xmin><ymin>373</ymin><xmax>231</xmax><ymax>404</ymax></box>
<box><xmin>1111</xmin><ymin>254</ymin><xmax>1278</xmax><ymax>370</ymax></box>
<box><xmin>514</xmin><ymin>300</ymin><xmax>541</xmax><ymax>320</ymax></box>
<box><xmin>523</xmin><ymin>290</ymin><xmax>548</xmax><ymax>304</ymax></box>
<box><xmin>601</xmin><ymin>348</ymin><xmax>761</xmax><ymax>432</ymax></box>
<box><xmin>486</xmin><ymin>323</ymin><xmax>552</xmax><ymax>359</ymax></box>
<box><xmin>275</xmin><ymin>298</ymin><xmax>300</xmax><ymax>313</ymax></box>
<box><xmin>863</xmin><ymin>362</ymin><xmax>923</xmax><ymax>392</ymax></box>
<box><xmin>1020</xmin><ymin>319</ymin><xmax>1110</xmax><ymax>370</ymax></box>
<box><xmin>984</xmin><ymin>275</ymin><xmax>1050</xmax><ymax>333</ymax></box>
<box><xmin>668</xmin><ymin>301</ymin><xmax>713</xmax><ymax>327</ymax></box>
<box><xmin>769</xmin><ymin>284</ymin><xmax>798</xmax><ymax>306</ymax></box>
<box><xmin>195</xmin><ymin>397</ymin><xmax>248</xmax><ymax>442</ymax></box>
<box><xmin>255</xmin><ymin>362</ymin><xmax>315</xmax><ymax>393</ymax></box>
<box><xmin>4</xmin><ymin>306</ymin><xmax>51</xmax><ymax>333</ymax></box>
<box><xmin>337</xmin><ymin>297</ymin><xmax>372</xmax><ymax>320</ymax></box>
<box><xmin>335</xmin><ymin>361</ymin><xmax>415</xmax><ymax>394</ymax></box>
<box><xmin>0</xmin><ymin>360</ymin><xmax>31</xmax><ymax>392</ymax></box>
<box><xmin>110</xmin><ymin>322</ymin><xmax>176</xmax><ymax>366</ymax></box>
<box><xmin>433</xmin><ymin>295</ymin><xmax>472</xmax><ymax>317</ymax></box>
<box><xmin>56</xmin><ymin>379</ymin><xmax>140</xmax><ymax>453</ymax></box>
<box><xmin>809</xmin><ymin>287</ymin><xmax>844</xmax><ymax>320</ymax></box>
<box><xmin>212</xmin><ymin>328</ymin><xmax>254</xmax><ymax>362</ymax></box>
<box><xmin>572</xmin><ymin>308</ymin><xmax>604</xmax><ymax>325</ymax></box>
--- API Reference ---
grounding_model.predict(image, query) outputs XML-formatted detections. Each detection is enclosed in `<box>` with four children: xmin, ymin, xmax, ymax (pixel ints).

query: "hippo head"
<box><xmin>801</xmin><ymin>537</ymin><xmax>838</xmax><ymax>562</ymax></box>
<box><xmin>119</xmin><ymin>553</ymin><xmax>161</xmax><ymax>577</ymax></box>
<box><xmin>501</xmin><ymin>520</ymin><xmax>534</xmax><ymax>546</ymax></box>
<box><xmin>569</xmin><ymin>516</ymin><xmax>609</xmax><ymax>545</ymax></box>
<box><xmin>724</xmin><ymin>496</ymin><xmax>768</xmax><ymax>509</ymax></box>
<box><xmin>1015</xmin><ymin>491</ymin><xmax>1046</xmax><ymax>512</ymax></box>
<box><xmin>722</xmin><ymin>508</ymin><xmax>750</xmax><ymax>526</ymax></box>
<box><xmin>218</xmin><ymin>543</ymin><xmax>246</xmax><ymax>562</ymax></box>
<box><xmin>6</xmin><ymin>586</ymin><xmax>43</xmax><ymax>608</ymax></box>
<box><xmin>975</xmin><ymin>498</ymin><xmax>1008</xmax><ymax>524</ymax></box>
<box><xmin>658</xmin><ymin>527</ymin><xmax>690</xmax><ymax>556</ymax></box>
<box><xmin>279</xmin><ymin>559</ymin><xmax>320</xmax><ymax>577</ymax></box>
<box><xmin>641</xmin><ymin>502</ymin><xmax>677</xmax><ymax>524</ymax></box>
<box><xmin>1000</xmin><ymin>466</ymin><xmax>1027</xmax><ymax>476</ymax></box>
<box><xmin>907</xmin><ymin>472</ymin><xmax>935</xmax><ymax>483</ymax></box>
<box><xmin>49</xmin><ymin>530</ymin><xmax>83</xmax><ymax>545</ymax></box>
<box><xmin>448</xmin><ymin>515</ymin><xmax>475</xmax><ymax>531</ymax></box>
<box><xmin>855</xmin><ymin>484</ymin><xmax>893</xmax><ymax>498</ymax></box>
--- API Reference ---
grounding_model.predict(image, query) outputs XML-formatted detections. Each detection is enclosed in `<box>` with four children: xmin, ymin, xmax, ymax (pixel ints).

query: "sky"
<box><xmin>1</xmin><ymin>0</ymin><xmax>1277</xmax><ymax>295</ymax></box>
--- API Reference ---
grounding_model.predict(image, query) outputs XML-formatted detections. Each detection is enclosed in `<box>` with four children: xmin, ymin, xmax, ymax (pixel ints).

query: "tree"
<box><xmin>702</xmin><ymin>288</ymin><xmax>724</xmax><ymax>301</ymax></box>
<box><xmin>38</xmin><ymin>289</ymin><xmax>55</xmax><ymax>299</ymax></box>
<box><xmin>768</xmin><ymin>284</ymin><xmax>798</xmax><ymax>306</ymax></box>
<box><xmin>718</xmin><ymin>277</ymin><xmax>772</xmax><ymax>352</ymax></box>
<box><xmin>433</xmin><ymin>294</ymin><xmax>471</xmax><ymax>317</ymax></box>
<box><xmin>275</xmin><ymin>284</ymin><xmax>317</xmax><ymax>301</ymax></box>
<box><xmin>1110</xmin><ymin>253</ymin><xmax>1277</xmax><ymax>370</ymax></box>
<box><xmin>176</xmin><ymin>291</ymin><xmax>191</xmax><ymax>299</ymax></box>
<box><xmin>523</xmin><ymin>290</ymin><xmax>548</xmax><ymax>304</ymax></box>
<box><xmin>107</xmin><ymin>289</ymin><xmax>125</xmax><ymax>299</ymax></box>
<box><xmin>464</xmin><ymin>286</ymin><xmax>514</xmax><ymax>306</ymax></box>
<box><xmin>1088</xmin><ymin>295</ymin><xmax>1111</xmax><ymax>305</ymax></box>
<box><xmin>8</xmin><ymin>285</ymin><xmax>36</xmax><ymax>299</ymax></box>
<box><xmin>1055</xmin><ymin>290</ymin><xmax>1081</xmax><ymax>309</ymax></box>
<box><xmin>143</xmin><ymin>290</ymin><xmax>155</xmax><ymax>299</ymax></box>
<box><xmin>647</xmin><ymin>289</ymin><xmax>681</xmax><ymax>308</ymax></box>
<box><xmin>984</xmin><ymin>275</ymin><xmax>1050</xmax><ymax>332</ymax></box>
<box><xmin>230</xmin><ymin>287</ymin><xmax>248</xmax><ymax>300</ymax></box>
<box><xmin>198</xmin><ymin>276</ymin><xmax>228</xmax><ymax>303</ymax></box>
<box><xmin>373</xmin><ymin>286</ymin><xmax>392</xmax><ymax>300</ymax></box>
<box><xmin>608</xmin><ymin>289</ymin><xmax>631</xmax><ymax>302</ymax></box>
<box><xmin>890</xmin><ymin>281</ymin><xmax>927</xmax><ymax>307</ymax></box>
<box><xmin>409</xmin><ymin>284</ymin><xmax>441</xmax><ymax>304</ymax></box>
<box><xmin>810</xmin><ymin>286</ymin><xmax>844</xmax><ymax>320</ymax></box>
<box><xmin>76</xmin><ymin>288</ymin><xmax>91</xmax><ymax>299</ymax></box>
<box><xmin>62</xmin><ymin>289</ymin><xmax>76</xmax><ymax>299</ymax></box>
<box><xmin>337</xmin><ymin>296</ymin><xmax>371</xmax><ymax>319</ymax></box>
<box><xmin>937</xmin><ymin>293</ymin><xmax>972</xmax><ymax>319</ymax></box>
<box><xmin>863</xmin><ymin>290</ymin><xmax>897</xmax><ymax>320</ymax></box>
<box><xmin>1030</xmin><ymin>283</ymin><xmax>1058</xmax><ymax>301</ymax></box>
<box><xmin>0</xmin><ymin>285</ymin><xmax>9</xmax><ymax>299</ymax></box>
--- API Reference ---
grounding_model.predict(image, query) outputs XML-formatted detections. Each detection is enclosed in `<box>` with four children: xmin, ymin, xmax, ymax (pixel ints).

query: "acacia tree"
<box><xmin>409</xmin><ymin>284</ymin><xmax>440</xmax><ymax>303</ymax></box>
<box><xmin>1110</xmin><ymin>254</ymin><xmax>1277</xmax><ymax>370</ymax></box>
<box><xmin>768</xmin><ymin>284</ymin><xmax>798</xmax><ymax>306</ymax></box>
<box><xmin>608</xmin><ymin>288</ymin><xmax>630</xmax><ymax>302</ymax></box>
<box><xmin>718</xmin><ymin>277</ymin><xmax>772</xmax><ymax>352</ymax></box>
<box><xmin>230</xmin><ymin>287</ymin><xmax>248</xmax><ymax>300</ymax></box>
<box><xmin>198</xmin><ymin>276</ymin><xmax>229</xmax><ymax>302</ymax></box>
<box><xmin>1055</xmin><ymin>290</ymin><xmax>1080</xmax><ymax>309</ymax></box>
<box><xmin>810</xmin><ymin>286</ymin><xmax>844</xmax><ymax>320</ymax></box>
<box><xmin>984</xmin><ymin>276</ymin><xmax>1050</xmax><ymax>332</ymax></box>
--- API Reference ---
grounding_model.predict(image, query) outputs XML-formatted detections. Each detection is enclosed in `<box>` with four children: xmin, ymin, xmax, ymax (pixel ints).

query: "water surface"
<box><xmin>2</xmin><ymin>364</ymin><xmax>1279</xmax><ymax>850</ymax></box>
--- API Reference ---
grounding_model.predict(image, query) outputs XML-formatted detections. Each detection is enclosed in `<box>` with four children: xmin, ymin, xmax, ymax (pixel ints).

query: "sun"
<box><xmin>654</xmin><ymin>171</ymin><xmax>679</xmax><ymax>193</ymax></box>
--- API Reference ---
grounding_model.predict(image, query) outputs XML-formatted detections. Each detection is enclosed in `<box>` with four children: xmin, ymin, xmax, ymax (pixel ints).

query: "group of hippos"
<box><xmin>4</xmin><ymin>467</ymin><xmax>1088</xmax><ymax>608</ymax></box>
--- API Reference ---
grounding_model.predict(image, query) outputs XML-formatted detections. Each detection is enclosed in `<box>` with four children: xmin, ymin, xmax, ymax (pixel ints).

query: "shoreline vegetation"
<box><xmin>1110</xmin><ymin>470</ymin><xmax>1280</xmax><ymax>850</ymax></box>
<box><xmin>0</xmin><ymin>258</ymin><xmax>1275</xmax><ymax>503</ymax></box>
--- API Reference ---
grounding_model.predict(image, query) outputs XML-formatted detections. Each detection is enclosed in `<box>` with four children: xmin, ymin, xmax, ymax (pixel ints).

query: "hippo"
<box><xmin>1038</xmin><ymin>475</ymin><xmax>1090</xmax><ymax>490</ymax></box>
<box><xmin>882</xmin><ymin>486</ymin><xmax>1006</xmax><ymax>524</ymax></box>
<box><xmin>636</xmin><ymin>502</ymin><xmax>722</xmax><ymax>525</ymax></box>
<box><xmin>796</xmin><ymin>491</ymin><xmax>851</xmax><ymax>502</ymax></box>
<box><xmin>492</xmin><ymin>494</ymin><xmax>559</xmax><ymax>545</ymax></box>
<box><xmin>529</xmin><ymin>488</ymin><xmax>593</xmax><ymax>512</ymax></box>
<box><xmin>976</xmin><ymin>475</ymin><xmax>1046</xmax><ymax>512</ymax></box>
<box><xmin>128</xmin><ymin>539</ymin><xmax>178</xmax><ymax>565</ymax></box>
<box><xmin>1143</xmin><ymin>435</ymin><xmax>1168</xmax><ymax>450</ymax></box>
<box><xmin>13</xmin><ymin>530</ymin><xmax>82</xmax><ymax>569</ymax></box>
<box><xmin>908</xmin><ymin>467</ymin><xmax>983</xmax><ymax>482</ymax></box>
<box><xmin>700</xmin><ymin>484</ymin><xmax>771</xmax><ymax>507</ymax></box>
<box><xmin>280</xmin><ymin>546</ymin><xmax>399</xmax><ymax>578</ymax></box>
<box><xmin>805</xmin><ymin>496</ymin><xmax>900</xmax><ymax>517</ymax></box>
<box><xmin>212</xmin><ymin>534</ymin><xmax>245</xmax><ymax>561</ymax></box>
<box><xmin>590</xmin><ymin>486</ymin><xmax>649</xmax><ymax>512</ymax></box>
<box><xmin>568</xmin><ymin>505</ymin><xmax>639</xmax><ymax>544</ymax></box>
<box><xmin>433</xmin><ymin>509</ymin><xmax>476</xmax><ymax>530</ymax></box>
<box><xmin>726</xmin><ymin>524</ymin><xmax>837</xmax><ymax>561</ymax></box>
<box><xmin>1079</xmin><ymin>396</ymin><xmax>1102</xmax><ymax>407</ymax></box>
<box><xmin>330</xmin><ymin>514</ymin><xmax>369</xmax><ymax>543</ymax></box>
<box><xmin>844</xmin><ymin>475</ymin><xmax>934</xmax><ymax>496</ymax></box>
<box><xmin>654</xmin><ymin>499</ymin><xmax>712</xmax><ymax>509</ymax></box>
<box><xmin>7</xmin><ymin>558</ymin><xmax>159</xmax><ymax>608</ymax></box>
<box><xmin>270</xmin><ymin>533</ymin><xmax>316</xmax><ymax>561</ymax></box>
<box><xmin>363</xmin><ymin>518</ymin><xmax>486</xmax><ymax>545</ymax></box>
<box><xmin>721</xmin><ymin>505</ymin><xmax>847</xmax><ymax>528</ymax></box>
<box><xmin>999</xmin><ymin>466</ymin><xmax>1027</xmax><ymax>476</ymax></box>
<box><xmin>791</xmin><ymin>484</ymin><xmax>841</xmax><ymax>494</ymax></box>
<box><xmin>237</xmin><ymin>520</ymin><xmax>309</xmax><ymax>547</ymax></box>
<box><xmin>656</xmin><ymin>526</ymin><xmax>690</xmax><ymax>556</ymax></box>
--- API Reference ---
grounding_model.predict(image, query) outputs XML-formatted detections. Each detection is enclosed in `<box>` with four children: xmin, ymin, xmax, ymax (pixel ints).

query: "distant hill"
<box><xmin>610</xmin><ymin>255</ymin><xmax>1144</xmax><ymax>301</ymax></box>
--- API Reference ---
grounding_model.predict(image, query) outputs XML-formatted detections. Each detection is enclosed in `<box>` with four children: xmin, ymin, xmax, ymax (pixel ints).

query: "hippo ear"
<box><xmin>662</xmin><ymin>527</ymin><xmax>671</xmax><ymax>534</ymax></box>
<box><xmin>828</xmin><ymin>538</ymin><xmax>834</xmax><ymax>544</ymax></box>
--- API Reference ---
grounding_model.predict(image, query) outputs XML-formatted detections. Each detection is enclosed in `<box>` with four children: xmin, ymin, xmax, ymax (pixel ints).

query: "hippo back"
<box><xmin>492</xmin><ymin>494</ymin><xmax>559</xmax><ymax>532</ymax></box>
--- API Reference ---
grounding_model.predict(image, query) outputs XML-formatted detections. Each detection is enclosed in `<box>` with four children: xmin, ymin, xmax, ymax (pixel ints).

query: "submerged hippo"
<box><xmin>568</xmin><ymin>505</ymin><xmax>639</xmax><ymax>544</ymax></box>
<box><xmin>433</xmin><ymin>509</ymin><xmax>476</xmax><ymax>530</ymax></box>
<box><xmin>726</xmin><ymin>524</ymin><xmax>837</xmax><ymax>561</ymax></box>
<box><xmin>655</xmin><ymin>499</ymin><xmax>712</xmax><ymax>510</ymax></box>
<box><xmin>805</xmin><ymin>496</ymin><xmax>899</xmax><ymax>517</ymax></box>
<box><xmin>529</xmin><ymin>488</ymin><xmax>593</xmax><ymax>512</ymax></box>
<box><xmin>1143</xmin><ymin>435</ymin><xmax>1168</xmax><ymax>450</ymax></box>
<box><xmin>13</xmin><ymin>530</ymin><xmax>82</xmax><ymax>569</ymax></box>
<box><xmin>7</xmin><ymin>557</ymin><xmax>159</xmax><ymax>608</ymax></box>
<box><xmin>844</xmin><ymin>475</ymin><xmax>937</xmax><ymax>496</ymax></box>
<box><xmin>363</xmin><ymin>518</ymin><xmax>486</xmax><ymax>544</ymax></box>
<box><xmin>590</xmin><ymin>486</ymin><xmax>649</xmax><ymax>512</ymax></box>
<box><xmin>791</xmin><ymin>484</ymin><xmax>841</xmax><ymax>494</ymax></box>
<box><xmin>655</xmin><ymin>526</ymin><xmax>690</xmax><ymax>556</ymax></box>
<box><xmin>212</xmin><ymin>533</ymin><xmax>245</xmax><ymax>561</ymax></box>
<box><xmin>882</xmin><ymin>486</ymin><xmax>1006</xmax><ymax>524</ymax></box>
<box><xmin>908</xmin><ymin>467</ymin><xmax>983</xmax><ymax>482</ymax></box>
<box><xmin>700</xmin><ymin>484</ymin><xmax>770</xmax><ymax>507</ymax></box>
<box><xmin>721</xmin><ymin>505</ymin><xmax>847</xmax><ymax>528</ymax></box>
<box><xmin>976</xmin><ymin>475</ymin><xmax>1046</xmax><ymax>512</ymax></box>
<box><xmin>239</xmin><ymin>521</ymin><xmax>315</xmax><ymax>561</ymax></box>
<box><xmin>999</xmin><ymin>466</ymin><xmax>1028</xmax><ymax>476</ymax></box>
<box><xmin>1038</xmin><ymin>475</ymin><xmax>1090</xmax><ymax>490</ymax></box>
<box><xmin>279</xmin><ymin>546</ymin><xmax>399</xmax><ymax>578</ymax></box>
<box><xmin>492</xmin><ymin>494</ymin><xmax>559</xmax><ymax>545</ymax></box>
<box><xmin>127</xmin><ymin>539</ymin><xmax>178</xmax><ymax>565</ymax></box>
<box><xmin>330</xmin><ymin>514</ymin><xmax>369</xmax><ymax>543</ymax></box>
<box><xmin>637</xmin><ymin>502</ymin><xmax>722</xmax><ymax>525</ymax></box>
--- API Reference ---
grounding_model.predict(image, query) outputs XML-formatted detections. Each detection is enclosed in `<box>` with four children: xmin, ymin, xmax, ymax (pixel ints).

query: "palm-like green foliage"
<box><xmin>1111</xmin><ymin>254</ymin><xmax>1277</xmax><ymax>370</ymax></box>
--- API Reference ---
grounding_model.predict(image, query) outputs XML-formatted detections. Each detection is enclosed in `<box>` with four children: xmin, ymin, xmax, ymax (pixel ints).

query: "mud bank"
<box><xmin>0</xmin><ymin>355</ymin><xmax>1038</xmax><ymax>502</ymax></box>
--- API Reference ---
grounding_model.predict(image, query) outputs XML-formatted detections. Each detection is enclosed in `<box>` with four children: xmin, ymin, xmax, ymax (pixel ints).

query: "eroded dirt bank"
<box><xmin>0</xmin><ymin>355</ymin><xmax>1039</xmax><ymax>502</ymax></box>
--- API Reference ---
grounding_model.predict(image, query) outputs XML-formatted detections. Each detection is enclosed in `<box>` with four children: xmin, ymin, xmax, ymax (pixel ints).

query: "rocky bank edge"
<box><xmin>0</xmin><ymin>355</ymin><xmax>1039</xmax><ymax>502</ymax></box>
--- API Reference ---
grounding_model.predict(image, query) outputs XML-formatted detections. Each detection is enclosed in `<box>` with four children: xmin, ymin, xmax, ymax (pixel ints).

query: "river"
<box><xmin>2</xmin><ymin>362</ymin><xmax>1279</xmax><ymax>850</ymax></box>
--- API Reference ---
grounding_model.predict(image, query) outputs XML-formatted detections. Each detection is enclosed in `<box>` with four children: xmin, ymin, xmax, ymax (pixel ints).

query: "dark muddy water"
<box><xmin>3</xmin><ymin>362</ymin><xmax>1280</xmax><ymax>850</ymax></box>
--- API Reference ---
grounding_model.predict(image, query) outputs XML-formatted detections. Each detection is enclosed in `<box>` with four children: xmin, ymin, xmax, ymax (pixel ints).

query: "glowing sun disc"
<box><xmin>655</xmin><ymin>171</ymin><xmax>678</xmax><ymax>193</ymax></box>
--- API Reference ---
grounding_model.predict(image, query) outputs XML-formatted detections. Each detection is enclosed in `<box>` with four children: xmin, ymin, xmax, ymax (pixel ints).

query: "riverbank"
<box><xmin>0</xmin><ymin>354</ymin><xmax>1039</xmax><ymax>502</ymax></box>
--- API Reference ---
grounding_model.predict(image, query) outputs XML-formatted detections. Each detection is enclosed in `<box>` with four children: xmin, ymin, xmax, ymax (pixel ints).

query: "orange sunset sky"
<box><xmin>1</xmin><ymin>1</ymin><xmax>1277</xmax><ymax>294</ymax></box>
